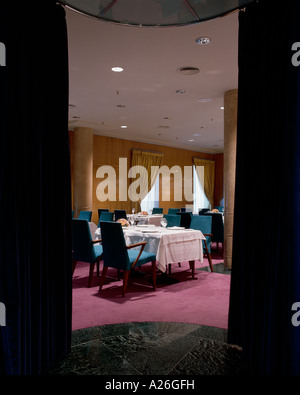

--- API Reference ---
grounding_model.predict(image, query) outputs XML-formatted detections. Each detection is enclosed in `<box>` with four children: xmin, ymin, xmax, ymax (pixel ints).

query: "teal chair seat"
<box><xmin>190</xmin><ymin>215</ymin><xmax>213</xmax><ymax>272</ymax></box>
<box><xmin>72</xmin><ymin>219</ymin><xmax>103</xmax><ymax>287</ymax></box>
<box><xmin>152</xmin><ymin>207</ymin><xmax>163</xmax><ymax>214</ymax></box>
<box><xmin>99</xmin><ymin>221</ymin><xmax>156</xmax><ymax>297</ymax></box>
<box><xmin>127</xmin><ymin>249</ymin><xmax>157</xmax><ymax>268</ymax></box>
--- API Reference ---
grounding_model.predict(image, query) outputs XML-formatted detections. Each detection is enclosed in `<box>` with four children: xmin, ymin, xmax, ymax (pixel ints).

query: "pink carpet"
<box><xmin>72</xmin><ymin>247</ymin><xmax>230</xmax><ymax>331</ymax></box>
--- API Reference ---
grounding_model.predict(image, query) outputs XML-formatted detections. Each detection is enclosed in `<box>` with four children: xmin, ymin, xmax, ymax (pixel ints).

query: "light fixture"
<box><xmin>121</xmin><ymin>125</ymin><xmax>127</xmax><ymax>128</ymax></box>
<box><xmin>176</xmin><ymin>89</ymin><xmax>186</xmax><ymax>94</ymax></box>
<box><xmin>193</xmin><ymin>133</ymin><xmax>201</xmax><ymax>137</ymax></box>
<box><xmin>220</xmin><ymin>106</ymin><xmax>224</xmax><ymax>110</ymax></box>
<box><xmin>196</xmin><ymin>37</ymin><xmax>211</xmax><ymax>45</ymax></box>
<box><xmin>177</xmin><ymin>66</ymin><xmax>200</xmax><ymax>75</ymax></box>
<box><xmin>59</xmin><ymin>0</ymin><xmax>254</xmax><ymax>27</ymax></box>
<box><xmin>111</xmin><ymin>67</ymin><xmax>123</xmax><ymax>72</ymax></box>
<box><xmin>188</xmin><ymin>139</ymin><xmax>194</xmax><ymax>142</ymax></box>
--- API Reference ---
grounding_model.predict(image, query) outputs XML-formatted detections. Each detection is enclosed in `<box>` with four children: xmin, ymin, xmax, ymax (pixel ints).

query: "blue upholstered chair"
<box><xmin>198</xmin><ymin>208</ymin><xmax>210</xmax><ymax>215</ymax></box>
<box><xmin>98</xmin><ymin>211</ymin><xmax>114</xmax><ymax>226</ymax></box>
<box><xmin>164</xmin><ymin>214</ymin><xmax>181</xmax><ymax>227</ymax></box>
<box><xmin>168</xmin><ymin>208</ymin><xmax>180</xmax><ymax>215</ymax></box>
<box><xmin>78</xmin><ymin>210</ymin><xmax>92</xmax><ymax>222</ymax></box>
<box><xmin>114</xmin><ymin>209</ymin><xmax>127</xmax><ymax>221</ymax></box>
<box><xmin>99</xmin><ymin>221</ymin><xmax>156</xmax><ymax>297</ymax></box>
<box><xmin>98</xmin><ymin>208</ymin><xmax>109</xmax><ymax>220</ymax></box>
<box><xmin>190</xmin><ymin>215</ymin><xmax>213</xmax><ymax>272</ymax></box>
<box><xmin>176</xmin><ymin>212</ymin><xmax>192</xmax><ymax>228</ymax></box>
<box><xmin>72</xmin><ymin>219</ymin><xmax>103</xmax><ymax>287</ymax></box>
<box><xmin>152</xmin><ymin>207</ymin><xmax>163</xmax><ymax>214</ymax></box>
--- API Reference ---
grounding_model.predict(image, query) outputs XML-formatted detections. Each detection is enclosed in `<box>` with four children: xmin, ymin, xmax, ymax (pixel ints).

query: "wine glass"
<box><xmin>160</xmin><ymin>218</ymin><xmax>167</xmax><ymax>228</ymax></box>
<box><xmin>132</xmin><ymin>208</ymin><xmax>135</xmax><ymax>215</ymax></box>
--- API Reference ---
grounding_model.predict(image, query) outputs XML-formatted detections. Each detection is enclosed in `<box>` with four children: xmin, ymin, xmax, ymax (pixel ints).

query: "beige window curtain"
<box><xmin>131</xmin><ymin>149</ymin><xmax>163</xmax><ymax>212</ymax></box>
<box><xmin>193</xmin><ymin>157</ymin><xmax>215</xmax><ymax>209</ymax></box>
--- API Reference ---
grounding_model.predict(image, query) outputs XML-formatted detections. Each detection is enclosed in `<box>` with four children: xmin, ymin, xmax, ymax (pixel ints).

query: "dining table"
<box><xmin>94</xmin><ymin>224</ymin><xmax>205</xmax><ymax>279</ymax></box>
<box><xmin>127</xmin><ymin>213</ymin><xmax>164</xmax><ymax>227</ymax></box>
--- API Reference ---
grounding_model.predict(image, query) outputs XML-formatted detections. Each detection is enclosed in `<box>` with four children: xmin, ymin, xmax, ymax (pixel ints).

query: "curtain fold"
<box><xmin>228</xmin><ymin>1</ymin><xmax>300</xmax><ymax>375</ymax></box>
<box><xmin>193</xmin><ymin>157</ymin><xmax>215</xmax><ymax>209</ymax></box>
<box><xmin>130</xmin><ymin>149</ymin><xmax>163</xmax><ymax>212</ymax></box>
<box><xmin>0</xmin><ymin>2</ymin><xmax>72</xmax><ymax>374</ymax></box>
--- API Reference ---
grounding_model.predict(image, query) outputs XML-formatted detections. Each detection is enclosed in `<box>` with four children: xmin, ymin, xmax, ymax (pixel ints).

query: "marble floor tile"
<box><xmin>49</xmin><ymin>322</ymin><xmax>246</xmax><ymax>376</ymax></box>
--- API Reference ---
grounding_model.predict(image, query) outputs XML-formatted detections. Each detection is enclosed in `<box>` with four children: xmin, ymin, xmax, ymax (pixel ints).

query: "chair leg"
<box><xmin>99</xmin><ymin>266</ymin><xmax>108</xmax><ymax>291</ymax></box>
<box><xmin>208</xmin><ymin>252</ymin><xmax>213</xmax><ymax>272</ymax></box>
<box><xmin>88</xmin><ymin>262</ymin><xmax>95</xmax><ymax>287</ymax></box>
<box><xmin>122</xmin><ymin>270</ymin><xmax>130</xmax><ymax>297</ymax></box>
<box><xmin>152</xmin><ymin>261</ymin><xmax>156</xmax><ymax>290</ymax></box>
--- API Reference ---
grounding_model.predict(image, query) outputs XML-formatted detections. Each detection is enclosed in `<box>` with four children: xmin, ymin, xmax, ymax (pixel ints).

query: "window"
<box><xmin>141</xmin><ymin>176</ymin><xmax>159</xmax><ymax>213</ymax></box>
<box><xmin>193</xmin><ymin>165</ymin><xmax>210</xmax><ymax>212</ymax></box>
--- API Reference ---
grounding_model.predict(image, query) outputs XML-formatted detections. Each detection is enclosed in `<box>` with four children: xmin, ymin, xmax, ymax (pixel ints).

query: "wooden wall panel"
<box><xmin>69</xmin><ymin>131</ymin><xmax>224</xmax><ymax>223</ymax></box>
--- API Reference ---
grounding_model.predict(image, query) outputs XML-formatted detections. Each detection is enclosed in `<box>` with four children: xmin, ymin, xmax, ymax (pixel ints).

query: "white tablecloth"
<box><xmin>94</xmin><ymin>225</ymin><xmax>205</xmax><ymax>273</ymax></box>
<box><xmin>124</xmin><ymin>226</ymin><xmax>205</xmax><ymax>273</ymax></box>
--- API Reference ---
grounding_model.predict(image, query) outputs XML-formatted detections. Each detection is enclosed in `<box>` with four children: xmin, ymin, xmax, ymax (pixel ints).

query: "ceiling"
<box><xmin>65</xmin><ymin>6</ymin><xmax>239</xmax><ymax>154</ymax></box>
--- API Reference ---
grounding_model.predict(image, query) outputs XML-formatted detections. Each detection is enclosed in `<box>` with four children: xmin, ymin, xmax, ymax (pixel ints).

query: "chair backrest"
<box><xmin>98</xmin><ymin>208</ymin><xmax>109</xmax><ymax>219</ymax></box>
<box><xmin>100</xmin><ymin>221</ymin><xmax>130</xmax><ymax>270</ymax></box>
<box><xmin>164</xmin><ymin>214</ymin><xmax>181</xmax><ymax>227</ymax></box>
<box><xmin>98</xmin><ymin>211</ymin><xmax>114</xmax><ymax>226</ymax></box>
<box><xmin>177</xmin><ymin>212</ymin><xmax>192</xmax><ymax>228</ymax></box>
<box><xmin>78</xmin><ymin>210</ymin><xmax>92</xmax><ymax>221</ymax></box>
<box><xmin>198</xmin><ymin>208</ymin><xmax>210</xmax><ymax>215</ymax></box>
<box><xmin>114</xmin><ymin>209</ymin><xmax>127</xmax><ymax>221</ymax></box>
<box><xmin>203</xmin><ymin>212</ymin><xmax>224</xmax><ymax>243</ymax></box>
<box><xmin>152</xmin><ymin>207</ymin><xmax>163</xmax><ymax>214</ymax></box>
<box><xmin>168</xmin><ymin>208</ymin><xmax>180</xmax><ymax>215</ymax></box>
<box><xmin>72</xmin><ymin>219</ymin><xmax>96</xmax><ymax>263</ymax></box>
<box><xmin>190</xmin><ymin>215</ymin><xmax>212</xmax><ymax>252</ymax></box>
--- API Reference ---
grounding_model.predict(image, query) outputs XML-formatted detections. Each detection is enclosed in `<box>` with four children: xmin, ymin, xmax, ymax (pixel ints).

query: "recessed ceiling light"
<box><xmin>193</xmin><ymin>133</ymin><xmax>201</xmax><ymax>137</ymax></box>
<box><xmin>220</xmin><ymin>106</ymin><xmax>224</xmax><ymax>110</ymax></box>
<box><xmin>116</xmin><ymin>104</ymin><xmax>126</xmax><ymax>108</ymax></box>
<box><xmin>196</xmin><ymin>37</ymin><xmax>211</xmax><ymax>45</ymax></box>
<box><xmin>188</xmin><ymin>139</ymin><xmax>194</xmax><ymax>142</ymax></box>
<box><xmin>176</xmin><ymin>89</ymin><xmax>186</xmax><ymax>94</ymax></box>
<box><xmin>177</xmin><ymin>66</ymin><xmax>200</xmax><ymax>75</ymax></box>
<box><xmin>111</xmin><ymin>67</ymin><xmax>123</xmax><ymax>72</ymax></box>
<box><xmin>121</xmin><ymin>125</ymin><xmax>127</xmax><ymax>129</ymax></box>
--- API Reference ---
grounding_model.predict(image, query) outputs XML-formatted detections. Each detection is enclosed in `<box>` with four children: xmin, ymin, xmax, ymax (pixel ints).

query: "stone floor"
<box><xmin>49</xmin><ymin>321</ymin><xmax>248</xmax><ymax>376</ymax></box>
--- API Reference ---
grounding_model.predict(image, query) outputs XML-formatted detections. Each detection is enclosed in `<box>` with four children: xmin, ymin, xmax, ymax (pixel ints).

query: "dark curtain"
<box><xmin>0</xmin><ymin>2</ymin><xmax>72</xmax><ymax>374</ymax></box>
<box><xmin>228</xmin><ymin>1</ymin><xmax>300</xmax><ymax>374</ymax></box>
